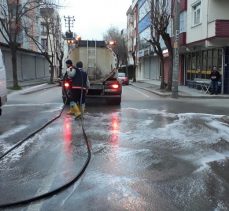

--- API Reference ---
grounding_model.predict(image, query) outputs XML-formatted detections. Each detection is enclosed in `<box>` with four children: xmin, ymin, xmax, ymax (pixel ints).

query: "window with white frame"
<box><xmin>180</xmin><ymin>11</ymin><xmax>186</xmax><ymax>33</ymax></box>
<box><xmin>41</xmin><ymin>38</ymin><xmax>48</xmax><ymax>49</ymax></box>
<box><xmin>192</xmin><ymin>1</ymin><xmax>201</xmax><ymax>26</ymax></box>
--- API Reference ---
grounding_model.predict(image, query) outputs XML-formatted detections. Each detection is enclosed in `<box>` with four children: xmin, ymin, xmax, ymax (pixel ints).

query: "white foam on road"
<box><xmin>0</xmin><ymin>125</ymin><xmax>27</xmax><ymax>140</ymax></box>
<box><xmin>0</xmin><ymin>125</ymin><xmax>28</xmax><ymax>152</ymax></box>
<box><xmin>86</xmin><ymin>108</ymin><xmax>229</xmax><ymax>172</ymax></box>
<box><xmin>0</xmin><ymin>125</ymin><xmax>60</xmax><ymax>164</ymax></box>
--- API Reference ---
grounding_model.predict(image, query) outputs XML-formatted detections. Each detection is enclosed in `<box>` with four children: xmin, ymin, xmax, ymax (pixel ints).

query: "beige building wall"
<box><xmin>69</xmin><ymin>46</ymin><xmax>116</xmax><ymax>80</ymax></box>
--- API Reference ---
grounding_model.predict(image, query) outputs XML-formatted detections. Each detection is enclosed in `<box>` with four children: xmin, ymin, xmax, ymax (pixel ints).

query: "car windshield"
<box><xmin>118</xmin><ymin>73</ymin><xmax>126</xmax><ymax>77</ymax></box>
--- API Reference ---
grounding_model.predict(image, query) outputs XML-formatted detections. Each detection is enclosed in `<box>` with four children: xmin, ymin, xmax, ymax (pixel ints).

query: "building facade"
<box><xmin>0</xmin><ymin>0</ymin><xmax>63</xmax><ymax>83</ymax></box>
<box><xmin>181</xmin><ymin>0</ymin><xmax>229</xmax><ymax>94</ymax></box>
<box><xmin>127</xmin><ymin>0</ymin><xmax>170</xmax><ymax>82</ymax></box>
<box><xmin>40</xmin><ymin>5</ymin><xmax>62</xmax><ymax>78</ymax></box>
<box><xmin>137</xmin><ymin>0</ymin><xmax>160</xmax><ymax>81</ymax></box>
<box><xmin>127</xmin><ymin>0</ymin><xmax>229</xmax><ymax>94</ymax></box>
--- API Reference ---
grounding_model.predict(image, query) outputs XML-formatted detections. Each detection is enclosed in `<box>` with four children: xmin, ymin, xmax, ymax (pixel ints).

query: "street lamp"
<box><xmin>76</xmin><ymin>35</ymin><xmax>81</xmax><ymax>41</ymax></box>
<box><xmin>108</xmin><ymin>40</ymin><xmax>116</xmax><ymax>46</ymax></box>
<box><xmin>67</xmin><ymin>39</ymin><xmax>75</xmax><ymax>45</ymax></box>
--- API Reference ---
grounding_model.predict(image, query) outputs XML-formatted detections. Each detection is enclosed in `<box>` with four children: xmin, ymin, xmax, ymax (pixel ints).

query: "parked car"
<box><xmin>118</xmin><ymin>72</ymin><xmax>129</xmax><ymax>85</ymax></box>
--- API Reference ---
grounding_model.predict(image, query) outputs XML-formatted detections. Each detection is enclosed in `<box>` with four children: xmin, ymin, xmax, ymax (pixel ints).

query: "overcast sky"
<box><xmin>59</xmin><ymin>0</ymin><xmax>132</xmax><ymax>40</ymax></box>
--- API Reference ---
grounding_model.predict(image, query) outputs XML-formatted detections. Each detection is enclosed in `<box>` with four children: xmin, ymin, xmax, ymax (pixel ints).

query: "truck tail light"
<box><xmin>111</xmin><ymin>84</ymin><xmax>119</xmax><ymax>89</ymax></box>
<box><xmin>64</xmin><ymin>82</ymin><xmax>70</xmax><ymax>88</ymax></box>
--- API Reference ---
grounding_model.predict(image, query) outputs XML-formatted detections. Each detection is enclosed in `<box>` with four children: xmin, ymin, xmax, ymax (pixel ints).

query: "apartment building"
<box><xmin>127</xmin><ymin>0</ymin><xmax>171</xmax><ymax>81</ymax></box>
<box><xmin>127</xmin><ymin>0</ymin><xmax>229</xmax><ymax>94</ymax></box>
<box><xmin>180</xmin><ymin>0</ymin><xmax>229</xmax><ymax>94</ymax></box>
<box><xmin>0</xmin><ymin>0</ymin><xmax>62</xmax><ymax>83</ymax></box>
<box><xmin>126</xmin><ymin>0</ymin><xmax>138</xmax><ymax>67</ymax></box>
<box><xmin>40</xmin><ymin>5</ymin><xmax>62</xmax><ymax>78</ymax></box>
<box><xmin>137</xmin><ymin>0</ymin><xmax>160</xmax><ymax>80</ymax></box>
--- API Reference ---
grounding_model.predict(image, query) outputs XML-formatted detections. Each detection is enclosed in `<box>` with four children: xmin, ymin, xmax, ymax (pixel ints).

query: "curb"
<box><xmin>8</xmin><ymin>83</ymin><xmax>59</xmax><ymax>95</ymax></box>
<box><xmin>130</xmin><ymin>83</ymin><xmax>170</xmax><ymax>97</ymax></box>
<box><xmin>21</xmin><ymin>83</ymin><xmax>58</xmax><ymax>95</ymax></box>
<box><xmin>131</xmin><ymin>83</ymin><xmax>229</xmax><ymax>99</ymax></box>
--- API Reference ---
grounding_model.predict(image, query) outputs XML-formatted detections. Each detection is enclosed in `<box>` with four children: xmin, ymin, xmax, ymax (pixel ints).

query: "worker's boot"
<box><xmin>73</xmin><ymin>104</ymin><xmax>81</xmax><ymax>119</ymax></box>
<box><xmin>81</xmin><ymin>104</ymin><xmax>85</xmax><ymax>115</ymax></box>
<box><xmin>67</xmin><ymin>101</ymin><xmax>75</xmax><ymax>115</ymax></box>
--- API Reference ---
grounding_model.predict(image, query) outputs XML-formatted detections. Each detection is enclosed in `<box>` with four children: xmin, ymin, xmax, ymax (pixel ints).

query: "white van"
<box><xmin>0</xmin><ymin>49</ymin><xmax>7</xmax><ymax>115</ymax></box>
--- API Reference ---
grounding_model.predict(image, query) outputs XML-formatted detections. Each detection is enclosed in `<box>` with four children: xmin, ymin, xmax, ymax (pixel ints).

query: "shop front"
<box><xmin>184</xmin><ymin>47</ymin><xmax>229</xmax><ymax>94</ymax></box>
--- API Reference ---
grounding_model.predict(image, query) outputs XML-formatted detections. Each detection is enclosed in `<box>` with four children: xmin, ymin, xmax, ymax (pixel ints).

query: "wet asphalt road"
<box><xmin>0</xmin><ymin>85</ymin><xmax>228</xmax><ymax>211</ymax></box>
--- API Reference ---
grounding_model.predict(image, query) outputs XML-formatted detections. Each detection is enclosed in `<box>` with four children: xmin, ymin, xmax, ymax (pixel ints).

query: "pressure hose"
<box><xmin>0</xmin><ymin>80</ymin><xmax>91</xmax><ymax>208</ymax></box>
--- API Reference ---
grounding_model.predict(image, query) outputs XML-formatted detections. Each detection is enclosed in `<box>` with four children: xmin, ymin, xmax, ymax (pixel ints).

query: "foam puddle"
<box><xmin>85</xmin><ymin>108</ymin><xmax>229</xmax><ymax>172</ymax></box>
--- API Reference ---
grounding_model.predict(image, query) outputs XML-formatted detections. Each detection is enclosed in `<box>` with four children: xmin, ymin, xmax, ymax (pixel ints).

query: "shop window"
<box><xmin>185</xmin><ymin>48</ymin><xmax>222</xmax><ymax>82</ymax></box>
<box><xmin>213</xmin><ymin>49</ymin><xmax>218</xmax><ymax>68</ymax></box>
<box><xmin>191</xmin><ymin>53</ymin><xmax>196</xmax><ymax>80</ymax></box>
<box><xmin>202</xmin><ymin>51</ymin><xmax>207</xmax><ymax>78</ymax></box>
<box><xmin>218</xmin><ymin>49</ymin><xmax>222</xmax><ymax>73</ymax></box>
<box><xmin>191</xmin><ymin>53</ymin><xmax>196</xmax><ymax>69</ymax></box>
<box><xmin>196</xmin><ymin>51</ymin><xmax>201</xmax><ymax>77</ymax></box>
<box><xmin>186</xmin><ymin>54</ymin><xmax>192</xmax><ymax>80</ymax></box>
<box><xmin>207</xmin><ymin>50</ymin><xmax>213</xmax><ymax>78</ymax></box>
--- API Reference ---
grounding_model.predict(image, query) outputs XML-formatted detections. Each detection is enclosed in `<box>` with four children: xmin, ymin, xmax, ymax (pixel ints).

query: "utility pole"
<box><xmin>171</xmin><ymin>0</ymin><xmax>180</xmax><ymax>98</ymax></box>
<box><xmin>64</xmin><ymin>16</ymin><xmax>75</xmax><ymax>33</ymax></box>
<box><xmin>64</xmin><ymin>16</ymin><xmax>75</xmax><ymax>50</ymax></box>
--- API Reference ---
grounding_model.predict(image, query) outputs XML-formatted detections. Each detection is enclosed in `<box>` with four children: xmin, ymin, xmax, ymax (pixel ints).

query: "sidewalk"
<box><xmin>7</xmin><ymin>78</ymin><xmax>229</xmax><ymax>99</ymax></box>
<box><xmin>131</xmin><ymin>79</ymin><xmax>229</xmax><ymax>99</ymax></box>
<box><xmin>7</xmin><ymin>79</ymin><xmax>59</xmax><ymax>95</ymax></box>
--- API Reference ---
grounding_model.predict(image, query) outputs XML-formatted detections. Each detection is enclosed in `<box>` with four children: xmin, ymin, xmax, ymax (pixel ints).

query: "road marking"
<box><xmin>0</xmin><ymin>125</ymin><xmax>27</xmax><ymax>139</ymax></box>
<box><xmin>4</xmin><ymin>103</ymin><xmax>62</xmax><ymax>107</ymax></box>
<box><xmin>127</xmin><ymin>86</ymin><xmax>151</xmax><ymax>98</ymax></box>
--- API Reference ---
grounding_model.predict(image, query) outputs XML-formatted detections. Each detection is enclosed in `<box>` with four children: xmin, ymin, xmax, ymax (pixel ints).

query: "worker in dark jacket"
<box><xmin>210</xmin><ymin>66</ymin><xmax>221</xmax><ymax>95</ymax></box>
<box><xmin>70</xmin><ymin>61</ymin><xmax>90</xmax><ymax>118</ymax></box>
<box><xmin>65</xmin><ymin>59</ymin><xmax>76</xmax><ymax>115</ymax></box>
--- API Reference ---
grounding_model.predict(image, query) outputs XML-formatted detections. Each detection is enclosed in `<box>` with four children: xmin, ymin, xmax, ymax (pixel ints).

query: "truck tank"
<box><xmin>68</xmin><ymin>40</ymin><xmax>117</xmax><ymax>82</ymax></box>
<box><xmin>63</xmin><ymin>40</ymin><xmax>122</xmax><ymax>105</ymax></box>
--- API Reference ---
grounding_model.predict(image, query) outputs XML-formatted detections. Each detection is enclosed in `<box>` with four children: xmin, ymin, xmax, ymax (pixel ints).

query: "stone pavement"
<box><xmin>131</xmin><ymin>79</ymin><xmax>229</xmax><ymax>99</ymax></box>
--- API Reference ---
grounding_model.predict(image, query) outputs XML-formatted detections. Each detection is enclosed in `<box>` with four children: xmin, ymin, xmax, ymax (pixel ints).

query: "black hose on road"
<box><xmin>0</xmin><ymin>87</ymin><xmax>91</xmax><ymax>208</ymax></box>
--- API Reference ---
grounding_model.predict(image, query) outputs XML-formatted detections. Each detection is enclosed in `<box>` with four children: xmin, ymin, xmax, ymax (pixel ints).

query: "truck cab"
<box><xmin>0</xmin><ymin>49</ymin><xmax>7</xmax><ymax>115</ymax></box>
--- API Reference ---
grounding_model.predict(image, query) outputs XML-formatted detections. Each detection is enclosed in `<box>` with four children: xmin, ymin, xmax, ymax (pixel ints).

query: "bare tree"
<box><xmin>0</xmin><ymin>0</ymin><xmax>47</xmax><ymax>89</ymax></box>
<box><xmin>24</xmin><ymin>5</ymin><xmax>62</xmax><ymax>83</ymax></box>
<box><xmin>128</xmin><ymin>12</ymin><xmax>137</xmax><ymax>82</ymax></box>
<box><xmin>56</xmin><ymin>38</ymin><xmax>64</xmax><ymax>78</ymax></box>
<box><xmin>103</xmin><ymin>27</ymin><xmax>128</xmax><ymax>69</ymax></box>
<box><xmin>147</xmin><ymin>35</ymin><xmax>165</xmax><ymax>89</ymax></box>
<box><xmin>148</xmin><ymin>0</ymin><xmax>174</xmax><ymax>90</ymax></box>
